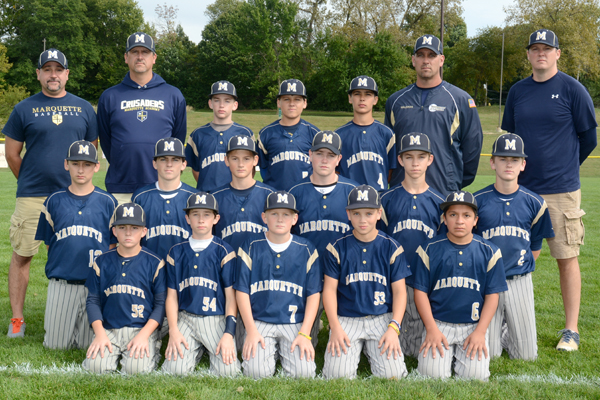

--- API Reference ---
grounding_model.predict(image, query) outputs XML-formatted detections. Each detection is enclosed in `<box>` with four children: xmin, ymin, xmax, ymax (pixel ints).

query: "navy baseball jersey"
<box><xmin>323</xmin><ymin>232</ymin><xmax>411</xmax><ymax>317</ymax></box>
<box><xmin>379</xmin><ymin>185</ymin><xmax>445</xmax><ymax>286</ymax></box>
<box><xmin>412</xmin><ymin>235</ymin><xmax>508</xmax><ymax>324</ymax></box>
<box><xmin>501</xmin><ymin>71</ymin><xmax>597</xmax><ymax>194</ymax></box>
<box><xmin>35</xmin><ymin>188</ymin><xmax>117</xmax><ymax>281</ymax></box>
<box><xmin>86</xmin><ymin>248</ymin><xmax>167</xmax><ymax>329</ymax></box>
<box><xmin>185</xmin><ymin>123</ymin><xmax>253</xmax><ymax>192</ymax></box>
<box><xmin>234</xmin><ymin>234</ymin><xmax>322</xmax><ymax>325</ymax></box>
<box><xmin>474</xmin><ymin>185</ymin><xmax>554</xmax><ymax>277</ymax></box>
<box><xmin>289</xmin><ymin>176</ymin><xmax>358</xmax><ymax>256</ymax></box>
<box><xmin>166</xmin><ymin>238</ymin><xmax>236</xmax><ymax>316</ymax></box>
<box><xmin>258</xmin><ymin>119</ymin><xmax>320</xmax><ymax>191</ymax></box>
<box><xmin>132</xmin><ymin>182</ymin><xmax>196</xmax><ymax>259</ymax></box>
<box><xmin>212</xmin><ymin>182</ymin><xmax>275</xmax><ymax>252</ymax></box>
<box><xmin>335</xmin><ymin>120</ymin><xmax>397</xmax><ymax>190</ymax></box>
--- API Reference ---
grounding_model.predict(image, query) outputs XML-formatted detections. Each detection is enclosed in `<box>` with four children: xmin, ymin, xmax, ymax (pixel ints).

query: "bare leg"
<box><xmin>9</xmin><ymin>251</ymin><xmax>32</xmax><ymax>319</ymax></box>
<box><xmin>557</xmin><ymin>256</ymin><xmax>580</xmax><ymax>333</ymax></box>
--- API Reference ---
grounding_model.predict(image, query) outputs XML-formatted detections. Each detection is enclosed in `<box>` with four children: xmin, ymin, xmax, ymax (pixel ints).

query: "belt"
<box><xmin>506</xmin><ymin>272</ymin><xmax>530</xmax><ymax>281</ymax></box>
<box><xmin>53</xmin><ymin>278</ymin><xmax>86</xmax><ymax>285</ymax></box>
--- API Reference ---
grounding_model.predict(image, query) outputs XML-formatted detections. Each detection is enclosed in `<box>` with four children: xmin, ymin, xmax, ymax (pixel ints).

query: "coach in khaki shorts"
<box><xmin>2</xmin><ymin>49</ymin><xmax>98</xmax><ymax>338</ymax></box>
<box><xmin>501</xmin><ymin>29</ymin><xmax>597</xmax><ymax>351</ymax></box>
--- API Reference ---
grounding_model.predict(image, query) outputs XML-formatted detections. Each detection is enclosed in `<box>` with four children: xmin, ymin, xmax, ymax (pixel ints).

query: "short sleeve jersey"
<box><xmin>2</xmin><ymin>92</ymin><xmax>98</xmax><ymax>197</ymax></box>
<box><xmin>323</xmin><ymin>231</ymin><xmax>411</xmax><ymax>317</ymax></box>
<box><xmin>412</xmin><ymin>235</ymin><xmax>508</xmax><ymax>324</ymax></box>
<box><xmin>234</xmin><ymin>234</ymin><xmax>322</xmax><ymax>325</ymax></box>
<box><xmin>166</xmin><ymin>238</ymin><xmax>236</xmax><ymax>316</ymax></box>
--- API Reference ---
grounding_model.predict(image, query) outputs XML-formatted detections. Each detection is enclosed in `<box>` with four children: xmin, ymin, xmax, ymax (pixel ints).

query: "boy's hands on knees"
<box><xmin>216</xmin><ymin>333</ymin><xmax>237</xmax><ymax>365</ymax></box>
<box><xmin>165</xmin><ymin>328</ymin><xmax>189</xmax><ymax>361</ymax></box>
<box><xmin>464</xmin><ymin>329</ymin><xmax>488</xmax><ymax>360</ymax></box>
<box><xmin>378</xmin><ymin>327</ymin><xmax>402</xmax><ymax>360</ymax></box>
<box><xmin>291</xmin><ymin>334</ymin><xmax>315</xmax><ymax>361</ymax></box>
<box><xmin>127</xmin><ymin>331</ymin><xmax>151</xmax><ymax>359</ymax></box>
<box><xmin>420</xmin><ymin>326</ymin><xmax>449</xmax><ymax>359</ymax></box>
<box><xmin>327</xmin><ymin>326</ymin><xmax>351</xmax><ymax>357</ymax></box>
<box><xmin>243</xmin><ymin>330</ymin><xmax>265</xmax><ymax>361</ymax></box>
<box><xmin>87</xmin><ymin>332</ymin><xmax>112</xmax><ymax>360</ymax></box>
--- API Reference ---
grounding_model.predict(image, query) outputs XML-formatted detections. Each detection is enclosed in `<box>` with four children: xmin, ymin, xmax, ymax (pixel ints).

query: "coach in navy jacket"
<box><xmin>97</xmin><ymin>32</ymin><xmax>187</xmax><ymax>200</ymax></box>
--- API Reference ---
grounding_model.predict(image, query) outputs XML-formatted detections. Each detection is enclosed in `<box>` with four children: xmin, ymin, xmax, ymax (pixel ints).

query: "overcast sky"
<box><xmin>136</xmin><ymin>0</ymin><xmax>515</xmax><ymax>45</ymax></box>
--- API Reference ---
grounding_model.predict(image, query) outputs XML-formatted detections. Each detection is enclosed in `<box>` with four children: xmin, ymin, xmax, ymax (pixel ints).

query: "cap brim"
<box><xmin>311</xmin><ymin>144</ymin><xmax>340</xmax><ymax>155</ymax></box>
<box><xmin>264</xmin><ymin>206</ymin><xmax>298</xmax><ymax>213</ymax></box>
<box><xmin>491</xmin><ymin>151</ymin><xmax>527</xmax><ymax>158</ymax></box>
<box><xmin>111</xmin><ymin>219</ymin><xmax>145</xmax><ymax>227</ymax></box>
<box><xmin>346</xmin><ymin>204</ymin><xmax>381</xmax><ymax>210</ymax></box>
<box><xmin>440</xmin><ymin>201</ymin><xmax>478</xmax><ymax>212</ymax></box>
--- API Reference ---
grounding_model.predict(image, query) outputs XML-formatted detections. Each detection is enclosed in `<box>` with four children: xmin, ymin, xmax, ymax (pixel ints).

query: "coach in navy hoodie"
<box><xmin>97</xmin><ymin>32</ymin><xmax>187</xmax><ymax>204</ymax></box>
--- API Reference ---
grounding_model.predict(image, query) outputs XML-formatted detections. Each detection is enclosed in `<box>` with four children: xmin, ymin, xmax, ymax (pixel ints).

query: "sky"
<box><xmin>136</xmin><ymin>0</ymin><xmax>515</xmax><ymax>45</ymax></box>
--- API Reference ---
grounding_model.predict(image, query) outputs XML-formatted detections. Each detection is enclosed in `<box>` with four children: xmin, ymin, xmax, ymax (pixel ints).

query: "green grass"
<box><xmin>1</xmin><ymin>109</ymin><xmax>600</xmax><ymax>398</ymax></box>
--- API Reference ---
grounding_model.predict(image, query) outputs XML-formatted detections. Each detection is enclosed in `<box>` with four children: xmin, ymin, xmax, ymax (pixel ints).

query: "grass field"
<box><xmin>0</xmin><ymin>107</ymin><xmax>599</xmax><ymax>398</ymax></box>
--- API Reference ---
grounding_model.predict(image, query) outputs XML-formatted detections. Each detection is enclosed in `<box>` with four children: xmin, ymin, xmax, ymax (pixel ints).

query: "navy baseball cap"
<box><xmin>154</xmin><ymin>138</ymin><xmax>185</xmax><ymax>158</ymax></box>
<box><xmin>38</xmin><ymin>49</ymin><xmax>68</xmax><ymax>69</ymax></box>
<box><xmin>348</xmin><ymin>75</ymin><xmax>379</xmax><ymax>96</ymax></box>
<box><xmin>66</xmin><ymin>140</ymin><xmax>99</xmax><ymax>164</ymax></box>
<box><xmin>264</xmin><ymin>191</ymin><xmax>298</xmax><ymax>213</ymax></box>
<box><xmin>278</xmin><ymin>79</ymin><xmax>306</xmax><ymax>98</ymax></box>
<box><xmin>440</xmin><ymin>191</ymin><xmax>478</xmax><ymax>213</ymax></box>
<box><xmin>492</xmin><ymin>133</ymin><xmax>527</xmax><ymax>158</ymax></box>
<box><xmin>414</xmin><ymin>35</ymin><xmax>443</xmax><ymax>55</ymax></box>
<box><xmin>398</xmin><ymin>132</ymin><xmax>432</xmax><ymax>154</ymax></box>
<box><xmin>111</xmin><ymin>203</ymin><xmax>146</xmax><ymax>227</ymax></box>
<box><xmin>227</xmin><ymin>135</ymin><xmax>258</xmax><ymax>155</ymax></box>
<box><xmin>311</xmin><ymin>130</ymin><xmax>342</xmax><ymax>155</ymax></box>
<box><xmin>210</xmin><ymin>80</ymin><xmax>238</xmax><ymax>99</ymax></box>
<box><xmin>346</xmin><ymin>185</ymin><xmax>381</xmax><ymax>210</ymax></box>
<box><xmin>527</xmin><ymin>29</ymin><xmax>559</xmax><ymax>49</ymax></box>
<box><xmin>126</xmin><ymin>32</ymin><xmax>155</xmax><ymax>52</ymax></box>
<box><xmin>184</xmin><ymin>192</ymin><xmax>219</xmax><ymax>213</ymax></box>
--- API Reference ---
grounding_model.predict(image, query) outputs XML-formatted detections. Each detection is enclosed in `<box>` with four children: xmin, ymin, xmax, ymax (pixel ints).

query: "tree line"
<box><xmin>1</xmin><ymin>0</ymin><xmax>599</xmax><ymax>124</ymax></box>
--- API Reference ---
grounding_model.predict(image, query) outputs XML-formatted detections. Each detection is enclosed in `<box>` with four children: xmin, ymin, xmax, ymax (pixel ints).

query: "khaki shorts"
<box><xmin>541</xmin><ymin>190</ymin><xmax>585</xmax><ymax>259</ymax></box>
<box><xmin>10</xmin><ymin>197</ymin><xmax>46</xmax><ymax>257</ymax></box>
<box><xmin>111</xmin><ymin>193</ymin><xmax>133</xmax><ymax>206</ymax></box>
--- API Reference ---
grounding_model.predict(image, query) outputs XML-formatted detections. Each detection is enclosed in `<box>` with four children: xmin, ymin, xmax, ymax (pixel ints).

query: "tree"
<box><xmin>0</xmin><ymin>43</ymin><xmax>28</xmax><ymax>127</ymax></box>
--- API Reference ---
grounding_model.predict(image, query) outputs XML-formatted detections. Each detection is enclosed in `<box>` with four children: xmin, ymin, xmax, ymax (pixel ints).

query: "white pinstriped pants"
<box><xmin>400</xmin><ymin>286</ymin><xmax>425</xmax><ymax>358</ymax></box>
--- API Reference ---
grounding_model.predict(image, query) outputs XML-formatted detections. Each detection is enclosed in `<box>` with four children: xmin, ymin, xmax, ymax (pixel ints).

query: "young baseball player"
<box><xmin>336</xmin><ymin>76</ymin><xmax>397</xmax><ymax>190</ymax></box>
<box><xmin>35</xmin><ymin>140</ymin><xmax>117</xmax><ymax>349</ymax></box>
<box><xmin>212</xmin><ymin>135</ymin><xmax>275</xmax><ymax>252</ymax></box>
<box><xmin>379</xmin><ymin>133</ymin><xmax>444</xmax><ymax>358</ymax></box>
<box><xmin>412</xmin><ymin>191</ymin><xmax>507</xmax><ymax>380</ymax></box>
<box><xmin>161</xmin><ymin>192</ymin><xmax>240</xmax><ymax>376</ymax></box>
<box><xmin>235</xmin><ymin>191</ymin><xmax>322</xmax><ymax>379</ymax></box>
<box><xmin>83</xmin><ymin>203</ymin><xmax>167</xmax><ymax>374</ymax></box>
<box><xmin>258</xmin><ymin>79</ymin><xmax>320</xmax><ymax>191</ymax></box>
<box><xmin>474</xmin><ymin>134</ymin><xmax>554</xmax><ymax>360</ymax></box>
<box><xmin>185</xmin><ymin>80</ymin><xmax>253</xmax><ymax>192</ymax></box>
<box><xmin>132</xmin><ymin>138</ymin><xmax>196</xmax><ymax>260</ymax></box>
<box><xmin>322</xmin><ymin>185</ymin><xmax>410</xmax><ymax>379</ymax></box>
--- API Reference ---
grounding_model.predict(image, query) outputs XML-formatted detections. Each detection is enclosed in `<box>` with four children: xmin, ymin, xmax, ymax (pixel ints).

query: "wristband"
<box><xmin>390</xmin><ymin>319</ymin><xmax>401</xmax><ymax>331</ymax></box>
<box><xmin>388</xmin><ymin>323</ymin><xmax>400</xmax><ymax>336</ymax></box>
<box><xmin>298</xmin><ymin>331</ymin><xmax>312</xmax><ymax>341</ymax></box>
<box><xmin>225</xmin><ymin>315</ymin><xmax>237</xmax><ymax>336</ymax></box>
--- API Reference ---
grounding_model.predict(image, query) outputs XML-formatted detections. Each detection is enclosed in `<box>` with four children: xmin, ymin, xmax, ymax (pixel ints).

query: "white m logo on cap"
<box><xmin>358</xmin><ymin>78</ymin><xmax>367</xmax><ymax>87</ymax></box>
<box><xmin>277</xmin><ymin>194</ymin><xmax>288</xmax><ymax>203</ymax></box>
<box><xmin>164</xmin><ymin>141</ymin><xmax>175</xmax><ymax>152</ymax></box>
<box><xmin>453</xmin><ymin>193</ymin><xmax>465</xmax><ymax>202</ymax></box>
<box><xmin>409</xmin><ymin>135</ymin><xmax>421</xmax><ymax>145</ymax></box>
<box><xmin>287</xmin><ymin>83</ymin><xmax>297</xmax><ymax>92</ymax></box>
<box><xmin>422</xmin><ymin>36</ymin><xmax>433</xmax><ymax>45</ymax></box>
<box><xmin>504</xmin><ymin>139</ymin><xmax>516</xmax><ymax>151</ymax></box>
<box><xmin>237</xmin><ymin>136</ymin><xmax>248</xmax><ymax>146</ymax></box>
<box><xmin>195</xmin><ymin>195</ymin><xmax>207</xmax><ymax>204</ymax></box>
<box><xmin>536</xmin><ymin>31</ymin><xmax>547</xmax><ymax>41</ymax></box>
<box><xmin>47</xmin><ymin>50</ymin><xmax>58</xmax><ymax>59</ymax></box>
<box><xmin>135</xmin><ymin>34</ymin><xmax>145</xmax><ymax>43</ymax></box>
<box><xmin>78</xmin><ymin>144</ymin><xmax>89</xmax><ymax>155</ymax></box>
<box><xmin>123</xmin><ymin>207</ymin><xmax>134</xmax><ymax>217</ymax></box>
<box><xmin>218</xmin><ymin>82</ymin><xmax>228</xmax><ymax>91</ymax></box>
<box><xmin>321</xmin><ymin>133</ymin><xmax>333</xmax><ymax>144</ymax></box>
<box><xmin>357</xmin><ymin>190</ymin><xmax>369</xmax><ymax>202</ymax></box>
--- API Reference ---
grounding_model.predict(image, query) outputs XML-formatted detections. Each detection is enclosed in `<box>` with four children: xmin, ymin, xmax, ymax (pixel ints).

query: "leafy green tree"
<box><xmin>0</xmin><ymin>43</ymin><xmax>28</xmax><ymax>128</ymax></box>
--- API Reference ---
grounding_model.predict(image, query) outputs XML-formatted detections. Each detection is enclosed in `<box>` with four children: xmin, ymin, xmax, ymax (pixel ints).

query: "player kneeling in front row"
<box><xmin>83</xmin><ymin>203</ymin><xmax>166</xmax><ymax>374</ymax></box>
<box><xmin>161</xmin><ymin>192</ymin><xmax>240</xmax><ymax>376</ymax></box>
<box><xmin>412</xmin><ymin>191</ymin><xmax>507</xmax><ymax>380</ymax></box>
<box><xmin>235</xmin><ymin>191</ymin><xmax>322</xmax><ymax>379</ymax></box>
<box><xmin>322</xmin><ymin>185</ymin><xmax>410</xmax><ymax>379</ymax></box>
<box><xmin>36</xmin><ymin>141</ymin><xmax>117</xmax><ymax>349</ymax></box>
<box><xmin>474</xmin><ymin>134</ymin><xmax>554</xmax><ymax>360</ymax></box>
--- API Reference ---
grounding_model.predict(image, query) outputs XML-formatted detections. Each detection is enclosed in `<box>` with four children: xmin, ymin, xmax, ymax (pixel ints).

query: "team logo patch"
<box><xmin>78</xmin><ymin>144</ymin><xmax>89</xmax><ymax>155</ymax></box>
<box><xmin>47</xmin><ymin>50</ymin><xmax>58</xmax><ymax>59</ymax></box>
<box><xmin>468</xmin><ymin>99</ymin><xmax>477</xmax><ymax>108</ymax></box>
<box><xmin>321</xmin><ymin>133</ymin><xmax>333</xmax><ymax>144</ymax></box>
<box><xmin>504</xmin><ymin>139</ymin><xmax>516</xmax><ymax>151</ymax></box>
<box><xmin>409</xmin><ymin>135</ymin><xmax>421</xmax><ymax>145</ymax></box>
<box><xmin>287</xmin><ymin>83</ymin><xmax>297</xmax><ymax>93</ymax></box>
<box><xmin>137</xmin><ymin>110</ymin><xmax>148</xmax><ymax>122</ymax></box>
<box><xmin>357</xmin><ymin>190</ymin><xmax>369</xmax><ymax>202</ymax></box>
<box><xmin>52</xmin><ymin>114</ymin><xmax>63</xmax><ymax>125</ymax></box>
<box><xmin>428</xmin><ymin>104</ymin><xmax>446</xmax><ymax>112</ymax></box>
<box><xmin>552</xmin><ymin>94</ymin><xmax>559</xmax><ymax>99</ymax></box>
<box><xmin>277</xmin><ymin>193</ymin><xmax>288</xmax><ymax>204</ymax></box>
<box><xmin>195</xmin><ymin>194</ymin><xmax>207</xmax><ymax>204</ymax></box>
<box><xmin>135</xmin><ymin>34</ymin><xmax>145</xmax><ymax>43</ymax></box>
<box><xmin>536</xmin><ymin>31</ymin><xmax>546</xmax><ymax>41</ymax></box>
<box><xmin>218</xmin><ymin>82</ymin><xmax>228</xmax><ymax>91</ymax></box>
<box><xmin>358</xmin><ymin>78</ymin><xmax>368</xmax><ymax>87</ymax></box>
<box><xmin>422</xmin><ymin>36</ymin><xmax>433</xmax><ymax>45</ymax></box>
<box><xmin>164</xmin><ymin>141</ymin><xmax>175</xmax><ymax>152</ymax></box>
<box><xmin>237</xmin><ymin>136</ymin><xmax>248</xmax><ymax>146</ymax></box>
<box><xmin>123</xmin><ymin>207</ymin><xmax>134</xmax><ymax>217</ymax></box>
<box><xmin>453</xmin><ymin>192</ymin><xmax>465</xmax><ymax>202</ymax></box>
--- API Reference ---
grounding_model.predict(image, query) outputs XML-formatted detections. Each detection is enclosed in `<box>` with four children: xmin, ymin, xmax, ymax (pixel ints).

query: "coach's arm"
<box><xmin>5</xmin><ymin>136</ymin><xmax>24</xmax><ymax>179</ymax></box>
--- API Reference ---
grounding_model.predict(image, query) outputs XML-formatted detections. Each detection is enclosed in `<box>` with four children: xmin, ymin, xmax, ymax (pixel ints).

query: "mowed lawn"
<box><xmin>0</xmin><ymin>106</ymin><xmax>599</xmax><ymax>399</ymax></box>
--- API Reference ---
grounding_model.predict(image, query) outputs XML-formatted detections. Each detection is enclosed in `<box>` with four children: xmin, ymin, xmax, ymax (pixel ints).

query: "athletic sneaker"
<box><xmin>556</xmin><ymin>329</ymin><xmax>579</xmax><ymax>351</ymax></box>
<box><xmin>7</xmin><ymin>318</ymin><xmax>26</xmax><ymax>338</ymax></box>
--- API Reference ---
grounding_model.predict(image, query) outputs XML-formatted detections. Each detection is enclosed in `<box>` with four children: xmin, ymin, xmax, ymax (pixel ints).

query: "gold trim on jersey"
<box><xmin>41</xmin><ymin>204</ymin><xmax>55</xmax><ymax>230</ymax></box>
<box><xmin>92</xmin><ymin>261</ymin><xmax>100</xmax><ymax>276</ymax></box>
<box><xmin>238</xmin><ymin>248</ymin><xmax>252</xmax><ymax>271</ymax></box>
<box><xmin>221</xmin><ymin>251</ymin><xmax>236</xmax><ymax>268</ymax></box>
<box><xmin>390</xmin><ymin>244</ymin><xmax>404</xmax><ymax>265</ymax></box>
<box><xmin>449</xmin><ymin>110</ymin><xmax>460</xmax><ymax>145</ymax></box>
<box><xmin>386</xmin><ymin>135</ymin><xmax>396</xmax><ymax>155</ymax></box>
<box><xmin>532</xmin><ymin>201</ymin><xmax>548</xmax><ymax>227</ymax></box>
<box><xmin>487</xmin><ymin>249</ymin><xmax>502</xmax><ymax>272</ymax></box>
<box><xmin>167</xmin><ymin>254</ymin><xmax>175</xmax><ymax>266</ymax></box>
<box><xmin>187</xmin><ymin>136</ymin><xmax>199</xmax><ymax>157</ymax></box>
<box><xmin>307</xmin><ymin>249</ymin><xmax>318</xmax><ymax>273</ymax></box>
<box><xmin>257</xmin><ymin>137</ymin><xmax>268</xmax><ymax>154</ymax></box>
<box><xmin>326</xmin><ymin>243</ymin><xmax>340</xmax><ymax>264</ymax></box>
<box><xmin>154</xmin><ymin>260</ymin><xmax>165</xmax><ymax>281</ymax></box>
<box><xmin>416</xmin><ymin>246</ymin><xmax>430</xmax><ymax>270</ymax></box>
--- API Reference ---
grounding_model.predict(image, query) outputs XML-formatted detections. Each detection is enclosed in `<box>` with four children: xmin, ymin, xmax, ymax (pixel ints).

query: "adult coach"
<box><xmin>501</xmin><ymin>29</ymin><xmax>597</xmax><ymax>351</ymax></box>
<box><xmin>97</xmin><ymin>32</ymin><xmax>186</xmax><ymax>204</ymax></box>
<box><xmin>3</xmin><ymin>49</ymin><xmax>98</xmax><ymax>337</ymax></box>
<box><xmin>385</xmin><ymin>35</ymin><xmax>482</xmax><ymax>195</ymax></box>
